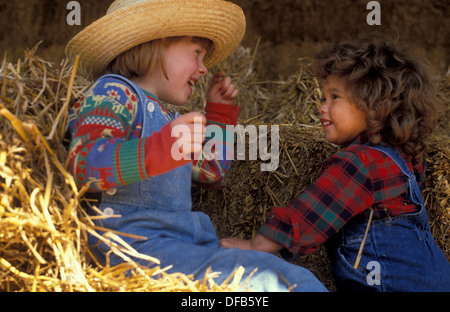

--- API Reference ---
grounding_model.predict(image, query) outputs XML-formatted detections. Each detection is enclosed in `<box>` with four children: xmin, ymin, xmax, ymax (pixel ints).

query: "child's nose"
<box><xmin>198</xmin><ymin>62</ymin><xmax>208</xmax><ymax>76</ymax></box>
<box><xmin>319</xmin><ymin>102</ymin><xmax>327</xmax><ymax>114</ymax></box>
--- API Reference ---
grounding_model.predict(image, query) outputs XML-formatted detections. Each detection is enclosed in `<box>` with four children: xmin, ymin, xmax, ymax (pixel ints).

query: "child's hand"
<box><xmin>170</xmin><ymin>112</ymin><xmax>206</xmax><ymax>159</ymax></box>
<box><xmin>219</xmin><ymin>237</ymin><xmax>253</xmax><ymax>250</ymax></box>
<box><xmin>207</xmin><ymin>72</ymin><xmax>238</xmax><ymax>105</ymax></box>
<box><xmin>219</xmin><ymin>234</ymin><xmax>283</xmax><ymax>254</ymax></box>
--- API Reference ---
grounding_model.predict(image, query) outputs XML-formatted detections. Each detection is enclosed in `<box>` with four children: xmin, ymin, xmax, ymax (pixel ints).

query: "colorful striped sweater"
<box><xmin>67</xmin><ymin>76</ymin><xmax>240</xmax><ymax>192</ymax></box>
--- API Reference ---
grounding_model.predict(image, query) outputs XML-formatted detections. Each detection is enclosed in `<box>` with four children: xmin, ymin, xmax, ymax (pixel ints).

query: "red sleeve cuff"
<box><xmin>144</xmin><ymin>123</ymin><xmax>191</xmax><ymax>176</ymax></box>
<box><xmin>205</xmin><ymin>102</ymin><xmax>240</xmax><ymax>126</ymax></box>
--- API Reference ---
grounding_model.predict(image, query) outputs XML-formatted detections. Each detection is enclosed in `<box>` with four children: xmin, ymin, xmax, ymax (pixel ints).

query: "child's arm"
<box><xmin>221</xmin><ymin>148</ymin><xmax>375</xmax><ymax>255</ymax></box>
<box><xmin>68</xmin><ymin>80</ymin><xmax>194</xmax><ymax>192</ymax></box>
<box><xmin>219</xmin><ymin>234</ymin><xmax>283</xmax><ymax>254</ymax></box>
<box><xmin>260</xmin><ymin>150</ymin><xmax>375</xmax><ymax>255</ymax></box>
<box><xmin>192</xmin><ymin>72</ymin><xmax>240</xmax><ymax>188</ymax></box>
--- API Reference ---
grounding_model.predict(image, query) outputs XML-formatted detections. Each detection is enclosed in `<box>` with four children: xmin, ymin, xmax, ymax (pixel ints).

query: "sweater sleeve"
<box><xmin>67</xmin><ymin>80</ymin><xmax>190</xmax><ymax>192</ymax></box>
<box><xmin>192</xmin><ymin>102</ymin><xmax>240</xmax><ymax>188</ymax></box>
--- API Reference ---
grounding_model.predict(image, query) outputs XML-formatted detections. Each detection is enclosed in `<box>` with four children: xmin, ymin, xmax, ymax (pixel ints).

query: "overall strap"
<box><xmin>98</xmin><ymin>74</ymin><xmax>148</xmax><ymax>105</ymax></box>
<box><xmin>364</xmin><ymin>144</ymin><xmax>424</xmax><ymax>207</ymax></box>
<box><xmin>100</xmin><ymin>74</ymin><xmax>177</xmax><ymax>121</ymax></box>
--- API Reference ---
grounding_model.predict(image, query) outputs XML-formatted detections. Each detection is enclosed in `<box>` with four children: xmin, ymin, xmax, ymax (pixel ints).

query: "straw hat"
<box><xmin>66</xmin><ymin>0</ymin><xmax>246</xmax><ymax>78</ymax></box>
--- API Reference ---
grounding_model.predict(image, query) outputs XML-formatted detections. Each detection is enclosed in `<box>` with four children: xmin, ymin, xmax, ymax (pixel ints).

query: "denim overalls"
<box><xmin>89</xmin><ymin>74</ymin><xmax>327</xmax><ymax>292</ymax></box>
<box><xmin>327</xmin><ymin>144</ymin><xmax>450</xmax><ymax>291</ymax></box>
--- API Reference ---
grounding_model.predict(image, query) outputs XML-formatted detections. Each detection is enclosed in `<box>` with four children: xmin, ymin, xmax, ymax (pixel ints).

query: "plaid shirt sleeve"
<box><xmin>259</xmin><ymin>141</ymin><xmax>423</xmax><ymax>255</ymax></box>
<box><xmin>259</xmin><ymin>145</ymin><xmax>376</xmax><ymax>255</ymax></box>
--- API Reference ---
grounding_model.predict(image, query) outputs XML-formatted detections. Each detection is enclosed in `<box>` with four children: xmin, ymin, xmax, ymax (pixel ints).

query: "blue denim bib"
<box><xmin>327</xmin><ymin>144</ymin><xmax>450</xmax><ymax>291</ymax></box>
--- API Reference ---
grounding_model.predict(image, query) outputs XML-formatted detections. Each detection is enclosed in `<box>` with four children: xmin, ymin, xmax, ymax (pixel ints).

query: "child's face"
<box><xmin>140</xmin><ymin>36</ymin><xmax>208</xmax><ymax>106</ymax></box>
<box><xmin>319</xmin><ymin>75</ymin><xmax>368</xmax><ymax>145</ymax></box>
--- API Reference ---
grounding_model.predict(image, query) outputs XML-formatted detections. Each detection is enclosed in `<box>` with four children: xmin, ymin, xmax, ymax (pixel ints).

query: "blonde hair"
<box><xmin>105</xmin><ymin>36</ymin><xmax>213</xmax><ymax>80</ymax></box>
<box><xmin>313</xmin><ymin>35</ymin><xmax>438</xmax><ymax>164</ymax></box>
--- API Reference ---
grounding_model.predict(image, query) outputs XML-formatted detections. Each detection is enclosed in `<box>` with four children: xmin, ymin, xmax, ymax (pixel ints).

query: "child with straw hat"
<box><xmin>66</xmin><ymin>0</ymin><xmax>327</xmax><ymax>291</ymax></box>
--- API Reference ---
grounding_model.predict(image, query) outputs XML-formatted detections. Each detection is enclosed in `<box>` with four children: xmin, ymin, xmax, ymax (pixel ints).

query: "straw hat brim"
<box><xmin>66</xmin><ymin>0</ymin><xmax>246</xmax><ymax>79</ymax></box>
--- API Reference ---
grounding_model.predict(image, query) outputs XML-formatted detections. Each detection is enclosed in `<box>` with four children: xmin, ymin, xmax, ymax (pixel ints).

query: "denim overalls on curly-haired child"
<box><xmin>326</xmin><ymin>144</ymin><xmax>450</xmax><ymax>291</ymax></box>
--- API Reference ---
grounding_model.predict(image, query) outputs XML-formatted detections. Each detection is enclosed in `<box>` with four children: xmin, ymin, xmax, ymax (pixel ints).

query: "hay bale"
<box><xmin>260</xmin><ymin>58</ymin><xmax>323</xmax><ymax>125</ymax></box>
<box><xmin>436</xmin><ymin>73</ymin><xmax>450</xmax><ymax>135</ymax></box>
<box><xmin>423</xmin><ymin>135</ymin><xmax>450</xmax><ymax>259</ymax></box>
<box><xmin>192</xmin><ymin>124</ymin><xmax>339</xmax><ymax>290</ymax></box>
<box><xmin>193</xmin><ymin>124</ymin><xmax>337</xmax><ymax>237</ymax></box>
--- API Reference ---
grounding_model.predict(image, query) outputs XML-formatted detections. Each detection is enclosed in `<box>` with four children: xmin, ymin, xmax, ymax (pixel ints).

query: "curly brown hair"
<box><xmin>312</xmin><ymin>35</ymin><xmax>438</xmax><ymax>164</ymax></box>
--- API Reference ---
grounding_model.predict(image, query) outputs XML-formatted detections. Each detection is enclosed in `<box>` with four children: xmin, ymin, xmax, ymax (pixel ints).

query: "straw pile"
<box><xmin>423</xmin><ymin>135</ymin><xmax>450</xmax><ymax>258</ymax></box>
<box><xmin>0</xmin><ymin>45</ymin><xmax>249</xmax><ymax>292</ymax></box>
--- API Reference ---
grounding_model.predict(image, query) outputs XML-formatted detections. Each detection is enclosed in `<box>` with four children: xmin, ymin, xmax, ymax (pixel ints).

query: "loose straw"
<box><xmin>47</xmin><ymin>55</ymin><xmax>79</xmax><ymax>141</ymax></box>
<box><xmin>354</xmin><ymin>208</ymin><xmax>374</xmax><ymax>269</ymax></box>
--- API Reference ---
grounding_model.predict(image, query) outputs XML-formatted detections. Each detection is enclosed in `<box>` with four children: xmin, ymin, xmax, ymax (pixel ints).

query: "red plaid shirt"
<box><xmin>259</xmin><ymin>136</ymin><xmax>424</xmax><ymax>255</ymax></box>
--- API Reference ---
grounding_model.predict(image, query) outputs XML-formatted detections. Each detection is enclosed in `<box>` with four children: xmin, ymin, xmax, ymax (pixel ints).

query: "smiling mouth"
<box><xmin>188</xmin><ymin>79</ymin><xmax>197</xmax><ymax>87</ymax></box>
<box><xmin>320</xmin><ymin>118</ymin><xmax>332</xmax><ymax>127</ymax></box>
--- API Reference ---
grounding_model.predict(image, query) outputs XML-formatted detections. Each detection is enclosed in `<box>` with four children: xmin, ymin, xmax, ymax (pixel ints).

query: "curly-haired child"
<box><xmin>220</xmin><ymin>35</ymin><xmax>450</xmax><ymax>291</ymax></box>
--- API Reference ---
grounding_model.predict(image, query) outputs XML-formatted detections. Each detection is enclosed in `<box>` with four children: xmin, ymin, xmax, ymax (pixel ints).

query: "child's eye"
<box><xmin>332</xmin><ymin>94</ymin><xmax>340</xmax><ymax>100</ymax></box>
